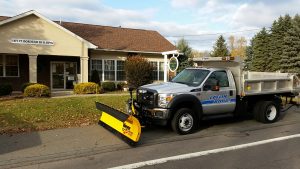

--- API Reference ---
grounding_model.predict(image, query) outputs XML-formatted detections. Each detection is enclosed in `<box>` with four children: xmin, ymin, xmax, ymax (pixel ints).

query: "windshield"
<box><xmin>172</xmin><ymin>69</ymin><xmax>210</xmax><ymax>86</ymax></box>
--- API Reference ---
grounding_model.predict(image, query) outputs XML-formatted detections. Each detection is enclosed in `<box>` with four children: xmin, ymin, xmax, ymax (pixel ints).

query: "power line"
<box><xmin>171</xmin><ymin>36</ymin><xmax>253</xmax><ymax>43</ymax></box>
<box><xmin>164</xmin><ymin>27</ymin><xmax>270</xmax><ymax>37</ymax></box>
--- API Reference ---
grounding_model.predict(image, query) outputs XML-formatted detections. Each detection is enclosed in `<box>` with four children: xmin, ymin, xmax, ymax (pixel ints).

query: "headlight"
<box><xmin>158</xmin><ymin>94</ymin><xmax>175</xmax><ymax>108</ymax></box>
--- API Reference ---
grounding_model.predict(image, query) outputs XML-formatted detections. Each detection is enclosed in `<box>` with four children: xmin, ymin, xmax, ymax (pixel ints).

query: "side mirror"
<box><xmin>203</xmin><ymin>84</ymin><xmax>220</xmax><ymax>91</ymax></box>
<box><xmin>211</xmin><ymin>85</ymin><xmax>220</xmax><ymax>91</ymax></box>
<box><xmin>203</xmin><ymin>78</ymin><xmax>220</xmax><ymax>91</ymax></box>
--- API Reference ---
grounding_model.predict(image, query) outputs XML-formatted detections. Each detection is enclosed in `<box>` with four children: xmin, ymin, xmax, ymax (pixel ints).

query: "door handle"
<box><xmin>229</xmin><ymin>90</ymin><xmax>233</xmax><ymax>96</ymax></box>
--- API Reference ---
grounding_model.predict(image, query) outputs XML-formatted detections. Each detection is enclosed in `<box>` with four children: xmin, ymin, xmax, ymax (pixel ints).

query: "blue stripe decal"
<box><xmin>201</xmin><ymin>98</ymin><xmax>236</xmax><ymax>105</ymax></box>
<box><xmin>201</xmin><ymin>100</ymin><xmax>215</xmax><ymax>104</ymax></box>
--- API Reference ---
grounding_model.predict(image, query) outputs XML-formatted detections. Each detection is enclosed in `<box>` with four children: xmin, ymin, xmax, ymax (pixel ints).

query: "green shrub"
<box><xmin>24</xmin><ymin>84</ymin><xmax>50</xmax><ymax>97</ymax></box>
<box><xmin>125</xmin><ymin>55</ymin><xmax>153</xmax><ymax>88</ymax></box>
<box><xmin>101</xmin><ymin>82</ymin><xmax>116</xmax><ymax>91</ymax></box>
<box><xmin>74</xmin><ymin>82</ymin><xmax>100</xmax><ymax>94</ymax></box>
<box><xmin>116</xmin><ymin>82</ymin><xmax>127</xmax><ymax>90</ymax></box>
<box><xmin>91</xmin><ymin>70</ymin><xmax>100</xmax><ymax>84</ymax></box>
<box><xmin>0</xmin><ymin>84</ymin><xmax>13</xmax><ymax>96</ymax></box>
<box><xmin>21</xmin><ymin>82</ymin><xmax>36</xmax><ymax>93</ymax></box>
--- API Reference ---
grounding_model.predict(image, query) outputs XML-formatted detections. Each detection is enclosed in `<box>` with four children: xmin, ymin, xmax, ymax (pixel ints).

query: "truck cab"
<box><xmin>136</xmin><ymin>67</ymin><xmax>237</xmax><ymax>134</ymax></box>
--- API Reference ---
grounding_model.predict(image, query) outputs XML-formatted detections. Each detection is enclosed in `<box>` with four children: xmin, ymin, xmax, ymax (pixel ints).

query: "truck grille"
<box><xmin>137</xmin><ymin>89</ymin><xmax>157</xmax><ymax>108</ymax></box>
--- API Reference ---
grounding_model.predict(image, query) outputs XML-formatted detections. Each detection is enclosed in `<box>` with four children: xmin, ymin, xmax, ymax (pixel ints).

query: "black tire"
<box><xmin>253</xmin><ymin>100</ymin><xmax>280</xmax><ymax>123</ymax></box>
<box><xmin>171</xmin><ymin>108</ymin><xmax>197</xmax><ymax>135</ymax></box>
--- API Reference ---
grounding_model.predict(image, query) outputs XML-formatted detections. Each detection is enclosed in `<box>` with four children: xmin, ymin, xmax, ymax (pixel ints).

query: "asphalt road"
<box><xmin>140</xmin><ymin>138</ymin><xmax>300</xmax><ymax>169</ymax></box>
<box><xmin>11</xmin><ymin>107</ymin><xmax>300</xmax><ymax>169</ymax></box>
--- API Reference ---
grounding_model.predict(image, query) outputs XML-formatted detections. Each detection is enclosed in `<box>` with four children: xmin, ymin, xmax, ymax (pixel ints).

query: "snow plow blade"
<box><xmin>96</xmin><ymin>102</ymin><xmax>141</xmax><ymax>145</ymax></box>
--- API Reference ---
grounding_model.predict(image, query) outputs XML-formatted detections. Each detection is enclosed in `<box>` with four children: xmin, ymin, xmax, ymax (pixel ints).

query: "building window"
<box><xmin>150</xmin><ymin>61</ymin><xmax>158</xmax><ymax>81</ymax></box>
<box><xmin>91</xmin><ymin>59</ymin><xmax>102</xmax><ymax>81</ymax></box>
<box><xmin>91</xmin><ymin>59</ymin><xmax>163</xmax><ymax>82</ymax></box>
<box><xmin>117</xmin><ymin>60</ymin><xmax>125</xmax><ymax>81</ymax></box>
<box><xmin>0</xmin><ymin>55</ymin><xmax>19</xmax><ymax>77</ymax></box>
<box><xmin>159</xmin><ymin>62</ymin><xmax>164</xmax><ymax>81</ymax></box>
<box><xmin>104</xmin><ymin>60</ymin><xmax>115</xmax><ymax>81</ymax></box>
<box><xmin>150</xmin><ymin>61</ymin><xmax>164</xmax><ymax>81</ymax></box>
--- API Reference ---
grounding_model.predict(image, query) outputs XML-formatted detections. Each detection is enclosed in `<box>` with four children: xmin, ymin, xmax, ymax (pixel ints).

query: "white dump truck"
<box><xmin>134</xmin><ymin>57</ymin><xmax>300</xmax><ymax>134</ymax></box>
<box><xmin>96</xmin><ymin>56</ymin><xmax>300</xmax><ymax>144</ymax></box>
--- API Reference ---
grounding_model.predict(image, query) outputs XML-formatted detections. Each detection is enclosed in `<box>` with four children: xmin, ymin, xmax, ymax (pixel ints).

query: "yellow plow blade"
<box><xmin>96</xmin><ymin>102</ymin><xmax>141</xmax><ymax>144</ymax></box>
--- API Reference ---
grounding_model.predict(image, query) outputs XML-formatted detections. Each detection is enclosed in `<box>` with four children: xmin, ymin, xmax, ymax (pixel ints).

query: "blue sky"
<box><xmin>0</xmin><ymin>0</ymin><xmax>299</xmax><ymax>51</ymax></box>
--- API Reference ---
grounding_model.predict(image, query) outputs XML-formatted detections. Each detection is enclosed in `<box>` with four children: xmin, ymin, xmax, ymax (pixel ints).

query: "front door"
<box><xmin>65</xmin><ymin>62</ymin><xmax>77</xmax><ymax>89</ymax></box>
<box><xmin>51</xmin><ymin>62</ymin><xmax>77</xmax><ymax>89</ymax></box>
<box><xmin>200</xmin><ymin>70</ymin><xmax>236</xmax><ymax>114</ymax></box>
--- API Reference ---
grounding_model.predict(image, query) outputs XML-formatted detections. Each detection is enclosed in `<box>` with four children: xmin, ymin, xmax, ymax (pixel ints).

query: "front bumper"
<box><xmin>142</xmin><ymin>108</ymin><xmax>169</xmax><ymax>126</ymax></box>
<box><xmin>144</xmin><ymin>108</ymin><xmax>170</xmax><ymax>119</ymax></box>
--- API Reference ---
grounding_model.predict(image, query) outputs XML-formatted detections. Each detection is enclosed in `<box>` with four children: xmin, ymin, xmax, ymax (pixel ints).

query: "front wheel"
<box><xmin>171</xmin><ymin>108</ymin><xmax>197</xmax><ymax>135</ymax></box>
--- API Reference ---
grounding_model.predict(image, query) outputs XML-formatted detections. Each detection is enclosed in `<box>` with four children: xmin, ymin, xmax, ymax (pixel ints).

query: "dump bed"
<box><xmin>193</xmin><ymin>57</ymin><xmax>300</xmax><ymax>97</ymax></box>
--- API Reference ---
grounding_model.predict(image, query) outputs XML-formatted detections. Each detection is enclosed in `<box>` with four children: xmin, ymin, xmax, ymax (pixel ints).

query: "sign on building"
<box><xmin>10</xmin><ymin>38</ymin><xmax>54</xmax><ymax>46</ymax></box>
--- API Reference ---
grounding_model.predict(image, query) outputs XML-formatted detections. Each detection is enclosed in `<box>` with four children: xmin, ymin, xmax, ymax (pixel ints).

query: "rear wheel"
<box><xmin>171</xmin><ymin>108</ymin><xmax>197</xmax><ymax>135</ymax></box>
<box><xmin>253</xmin><ymin>100</ymin><xmax>280</xmax><ymax>123</ymax></box>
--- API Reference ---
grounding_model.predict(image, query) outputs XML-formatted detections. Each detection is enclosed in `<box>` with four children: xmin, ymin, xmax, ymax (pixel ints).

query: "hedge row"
<box><xmin>100</xmin><ymin>82</ymin><xmax>127</xmax><ymax>91</ymax></box>
<box><xmin>74</xmin><ymin>82</ymin><xmax>101</xmax><ymax>94</ymax></box>
<box><xmin>1</xmin><ymin>81</ymin><xmax>128</xmax><ymax>97</ymax></box>
<box><xmin>24</xmin><ymin>84</ymin><xmax>50</xmax><ymax>97</ymax></box>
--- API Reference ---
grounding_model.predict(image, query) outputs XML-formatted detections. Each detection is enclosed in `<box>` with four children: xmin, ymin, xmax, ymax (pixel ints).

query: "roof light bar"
<box><xmin>222</xmin><ymin>56</ymin><xmax>235</xmax><ymax>61</ymax></box>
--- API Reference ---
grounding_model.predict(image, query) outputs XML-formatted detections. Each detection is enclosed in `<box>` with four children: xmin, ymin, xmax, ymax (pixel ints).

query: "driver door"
<box><xmin>200</xmin><ymin>70</ymin><xmax>236</xmax><ymax>114</ymax></box>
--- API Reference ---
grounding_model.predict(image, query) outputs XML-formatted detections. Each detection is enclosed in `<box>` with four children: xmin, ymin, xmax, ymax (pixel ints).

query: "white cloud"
<box><xmin>170</xmin><ymin>0</ymin><xmax>199</xmax><ymax>8</ymax></box>
<box><xmin>232</xmin><ymin>3</ymin><xmax>276</xmax><ymax>28</ymax></box>
<box><xmin>0</xmin><ymin>0</ymin><xmax>155</xmax><ymax>26</ymax></box>
<box><xmin>0</xmin><ymin>0</ymin><xmax>204</xmax><ymax>37</ymax></box>
<box><xmin>196</xmin><ymin>0</ymin><xmax>239</xmax><ymax>25</ymax></box>
<box><xmin>126</xmin><ymin>21</ymin><xmax>206</xmax><ymax>36</ymax></box>
<box><xmin>232</xmin><ymin>0</ymin><xmax>300</xmax><ymax>29</ymax></box>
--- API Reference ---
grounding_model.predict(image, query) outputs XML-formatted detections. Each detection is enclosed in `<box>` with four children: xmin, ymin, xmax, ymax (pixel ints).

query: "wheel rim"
<box><xmin>266</xmin><ymin>105</ymin><xmax>277</xmax><ymax>121</ymax></box>
<box><xmin>178</xmin><ymin>113</ymin><xmax>193</xmax><ymax>132</ymax></box>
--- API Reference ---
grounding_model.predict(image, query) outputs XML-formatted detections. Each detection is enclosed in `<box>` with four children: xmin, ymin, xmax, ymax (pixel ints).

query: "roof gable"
<box><xmin>0</xmin><ymin>10</ymin><xmax>97</xmax><ymax>49</ymax></box>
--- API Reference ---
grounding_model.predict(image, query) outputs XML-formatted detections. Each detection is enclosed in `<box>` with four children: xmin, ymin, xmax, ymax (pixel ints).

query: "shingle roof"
<box><xmin>0</xmin><ymin>15</ymin><xmax>176</xmax><ymax>53</ymax></box>
<box><xmin>0</xmin><ymin>16</ymin><xmax>8</xmax><ymax>21</ymax></box>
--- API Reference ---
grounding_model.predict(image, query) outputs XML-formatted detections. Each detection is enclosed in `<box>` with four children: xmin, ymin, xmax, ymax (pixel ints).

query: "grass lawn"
<box><xmin>104</xmin><ymin>90</ymin><xmax>129</xmax><ymax>94</ymax></box>
<box><xmin>0</xmin><ymin>95</ymin><xmax>130</xmax><ymax>134</ymax></box>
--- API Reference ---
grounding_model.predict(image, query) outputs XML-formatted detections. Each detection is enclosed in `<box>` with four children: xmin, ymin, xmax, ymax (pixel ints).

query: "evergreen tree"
<box><xmin>281</xmin><ymin>14</ymin><xmax>300</xmax><ymax>73</ymax></box>
<box><xmin>270</xmin><ymin>15</ymin><xmax>292</xmax><ymax>71</ymax></box>
<box><xmin>211</xmin><ymin>35</ymin><xmax>229</xmax><ymax>57</ymax></box>
<box><xmin>176</xmin><ymin>38</ymin><xmax>193</xmax><ymax>72</ymax></box>
<box><xmin>244</xmin><ymin>40</ymin><xmax>254</xmax><ymax>70</ymax></box>
<box><xmin>251</xmin><ymin>27</ymin><xmax>270</xmax><ymax>71</ymax></box>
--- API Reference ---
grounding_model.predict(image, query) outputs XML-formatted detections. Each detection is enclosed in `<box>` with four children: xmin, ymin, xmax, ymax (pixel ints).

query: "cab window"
<box><xmin>205</xmin><ymin>71</ymin><xmax>229</xmax><ymax>88</ymax></box>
